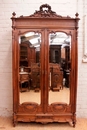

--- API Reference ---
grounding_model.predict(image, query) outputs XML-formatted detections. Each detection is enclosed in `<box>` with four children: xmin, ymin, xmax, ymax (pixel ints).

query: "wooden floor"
<box><xmin>0</xmin><ymin>117</ymin><xmax>87</xmax><ymax>129</ymax></box>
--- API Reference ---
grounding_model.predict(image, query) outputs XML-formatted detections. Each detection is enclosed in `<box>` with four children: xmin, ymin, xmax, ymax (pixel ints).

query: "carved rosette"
<box><xmin>20</xmin><ymin>102</ymin><xmax>38</xmax><ymax>113</ymax></box>
<box><xmin>50</xmin><ymin>102</ymin><xmax>67</xmax><ymax>113</ymax></box>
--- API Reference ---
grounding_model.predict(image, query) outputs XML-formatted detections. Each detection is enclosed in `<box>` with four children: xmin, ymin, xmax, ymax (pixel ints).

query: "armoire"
<box><xmin>11</xmin><ymin>4</ymin><xmax>79</xmax><ymax>127</ymax></box>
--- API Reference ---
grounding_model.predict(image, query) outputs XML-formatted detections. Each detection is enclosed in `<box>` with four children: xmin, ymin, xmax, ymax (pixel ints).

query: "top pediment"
<box><xmin>29</xmin><ymin>4</ymin><xmax>64</xmax><ymax>18</ymax></box>
<box><xmin>12</xmin><ymin>4</ymin><xmax>79</xmax><ymax>20</ymax></box>
<box><xmin>12</xmin><ymin>4</ymin><xmax>74</xmax><ymax>19</ymax></box>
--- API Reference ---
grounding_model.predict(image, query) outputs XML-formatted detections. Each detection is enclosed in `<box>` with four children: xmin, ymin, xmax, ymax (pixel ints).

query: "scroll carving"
<box><xmin>17</xmin><ymin>4</ymin><xmax>70</xmax><ymax>18</ymax></box>
<box><xmin>12</xmin><ymin>4</ymin><xmax>71</xmax><ymax>19</ymax></box>
<box><xmin>50</xmin><ymin>103</ymin><xmax>67</xmax><ymax>113</ymax></box>
<box><xmin>20</xmin><ymin>102</ymin><xmax>38</xmax><ymax>113</ymax></box>
<box><xmin>30</xmin><ymin>4</ymin><xmax>62</xmax><ymax>18</ymax></box>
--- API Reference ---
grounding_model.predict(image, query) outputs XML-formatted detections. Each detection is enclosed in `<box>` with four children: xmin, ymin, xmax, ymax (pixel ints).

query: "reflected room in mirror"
<box><xmin>19</xmin><ymin>32</ymin><xmax>41</xmax><ymax>104</ymax></box>
<box><xmin>49</xmin><ymin>32</ymin><xmax>71</xmax><ymax>104</ymax></box>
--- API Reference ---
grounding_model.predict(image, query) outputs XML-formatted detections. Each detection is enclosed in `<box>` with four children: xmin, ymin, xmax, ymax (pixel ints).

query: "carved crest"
<box><xmin>12</xmin><ymin>4</ymin><xmax>79</xmax><ymax>19</ymax></box>
<box><xmin>29</xmin><ymin>4</ymin><xmax>63</xmax><ymax>18</ymax></box>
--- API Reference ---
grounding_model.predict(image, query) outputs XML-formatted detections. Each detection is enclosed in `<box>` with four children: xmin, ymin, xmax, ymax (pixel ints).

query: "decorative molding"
<box><xmin>20</xmin><ymin>102</ymin><xmax>38</xmax><ymax>113</ymax></box>
<box><xmin>29</xmin><ymin>4</ymin><xmax>62</xmax><ymax>18</ymax></box>
<box><xmin>50</xmin><ymin>103</ymin><xmax>67</xmax><ymax>113</ymax></box>
<box><xmin>18</xmin><ymin>4</ymin><xmax>71</xmax><ymax>19</ymax></box>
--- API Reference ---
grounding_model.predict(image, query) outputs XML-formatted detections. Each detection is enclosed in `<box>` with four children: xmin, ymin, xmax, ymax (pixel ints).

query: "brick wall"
<box><xmin>0</xmin><ymin>0</ymin><xmax>87</xmax><ymax>117</ymax></box>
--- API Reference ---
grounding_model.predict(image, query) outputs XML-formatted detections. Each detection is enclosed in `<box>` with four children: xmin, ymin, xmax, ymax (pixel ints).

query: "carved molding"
<box><xmin>50</xmin><ymin>103</ymin><xmax>67</xmax><ymax>113</ymax></box>
<box><xmin>20</xmin><ymin>102</ymin><xmax>38</xmax><ymax>113</ymax></box>
<box><xmin>17</xmin><ymin>4</ymin><xmax>71</xmax><ymax>19</ymax></box>
<box><xmin>11</xmin><ymin>4</ymin><xmax>79</xmax><ymax>20</ymax></box>
<box><xmin>30</xmin><ymin>4</ymin><xmax>63</xmax><ymax>18</ymax></box>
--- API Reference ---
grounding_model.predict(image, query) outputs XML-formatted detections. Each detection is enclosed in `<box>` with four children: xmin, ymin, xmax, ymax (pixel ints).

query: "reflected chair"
<box><xmin>50</xmin><ymin>63</ymin><xmax>63</xmax><ymax>91</ymax></box>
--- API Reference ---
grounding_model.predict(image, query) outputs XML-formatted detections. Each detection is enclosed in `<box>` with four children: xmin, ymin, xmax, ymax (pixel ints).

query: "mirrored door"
<box><xmin>18</xmin><ymin>31</ymin><xmax>41</xmax><ymax>104</ymax></box>
<box><xmin>48</xmin><ymin>32</ymin><xmax>71</xmax><ymax>105</ymax></box>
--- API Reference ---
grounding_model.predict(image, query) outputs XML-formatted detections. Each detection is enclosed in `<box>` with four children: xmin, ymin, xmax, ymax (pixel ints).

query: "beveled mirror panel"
<box><xmin>49</xmin><ymin>32</ymin><xmax>71</xmax><ymax>104</ymax></box>
<box><xmin>19</xmin><ymin>32</ymin><xmax>41</xmax><ymax>104</ymax></box>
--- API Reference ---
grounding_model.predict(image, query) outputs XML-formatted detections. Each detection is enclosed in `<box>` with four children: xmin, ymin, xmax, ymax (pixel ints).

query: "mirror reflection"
<box><xmin>19</xmin><ymin>31</ymin><xmax>71</xmax><ymax>105</ymax></box>
<box><xmin>19</xmin><ymin>32</ymin><xmax>41</xmax><ymax>104</ymax></box>
<box><xmin>49</xmin><ymin>32</ymin><xmax>71</xmax><ymax>104</ymax></box>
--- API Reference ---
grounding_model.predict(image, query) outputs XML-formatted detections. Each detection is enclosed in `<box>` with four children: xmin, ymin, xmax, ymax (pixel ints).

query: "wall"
<box><xmin>0</xmin><ymin>0</ymin><xmax>87</xmax><ymax>117</ymax></box>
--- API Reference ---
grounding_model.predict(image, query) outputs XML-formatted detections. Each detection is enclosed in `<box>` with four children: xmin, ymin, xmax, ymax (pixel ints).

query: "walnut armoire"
<box><xmin>11</xmin><ymin>4</ymin><xmax>79</xmax><ymax>127</ymax></box>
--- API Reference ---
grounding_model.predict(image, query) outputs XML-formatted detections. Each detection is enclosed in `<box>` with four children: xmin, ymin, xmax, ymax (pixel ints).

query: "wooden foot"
<box><xmin>72</xmin><ymin>121</ymin><xmax>76</xmax><ymax>127</ymax></box>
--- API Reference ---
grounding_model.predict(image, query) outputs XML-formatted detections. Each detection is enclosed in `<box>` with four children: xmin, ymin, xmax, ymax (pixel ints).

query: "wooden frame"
<box><xmin>11</xmin><ymin>4</ymin><xmax>79</xmax><ymax>127</ymax></box>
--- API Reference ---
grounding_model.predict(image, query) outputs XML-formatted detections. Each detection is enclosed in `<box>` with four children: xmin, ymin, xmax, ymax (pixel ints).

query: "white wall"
<box><xmin>0</xmin><ymin>0</ymin><xmax>87</xmax><ymax>117</ymax></box>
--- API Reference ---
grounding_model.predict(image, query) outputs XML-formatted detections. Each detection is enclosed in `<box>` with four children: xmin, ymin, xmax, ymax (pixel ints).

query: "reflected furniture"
<box><xmin>31</xmin><ymin>63</ymin><xmax>40</xmax><ymax>91</ymax></box>
<box><xmin>65</xmin><ymin>69</ymin><xmax>70</xmax><ymax>88</ymax></box>
<box><xmin>20</xmin><ymin>43</ymin><xmax>29</xmax><ymax>66</ymax></box>
<box><xmin>11</xmin><ymin>4</ymin><xmax>79</xmax><ymax>127</ymax></box>
<box><xmin>19</xmin><ymin>72</ymin><xmax>30</xmax><ymax>92</ymax></box>
<box><xmin>20</xmin><ymin>42</ymin><xmax>36</xmax><ymax>66</ymax></box>
<box><xmin>50</xmin><ymin>63</ymin><xmax>63</xmax><ymax>91</ymax></box>
<box><xmin>50</xmin><ymin>45</ymin><xmax>61</xmax><ymax>63</ymax></box>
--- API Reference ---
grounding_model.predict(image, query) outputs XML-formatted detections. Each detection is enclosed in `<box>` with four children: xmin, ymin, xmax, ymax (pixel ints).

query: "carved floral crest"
<box><xmin>12</xmin><ymin>4</ymin><xmax>79</xmax><ymax>19</ymax></box>
<box><xmin>12</xmin><ymin>4</ymin><xmax>71</xmax><ymax>18</ymax></box>
<box><xmin>29</xmin><ymin>4</ymin><xmax>63</xmax><ymax>18</ymax></box>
